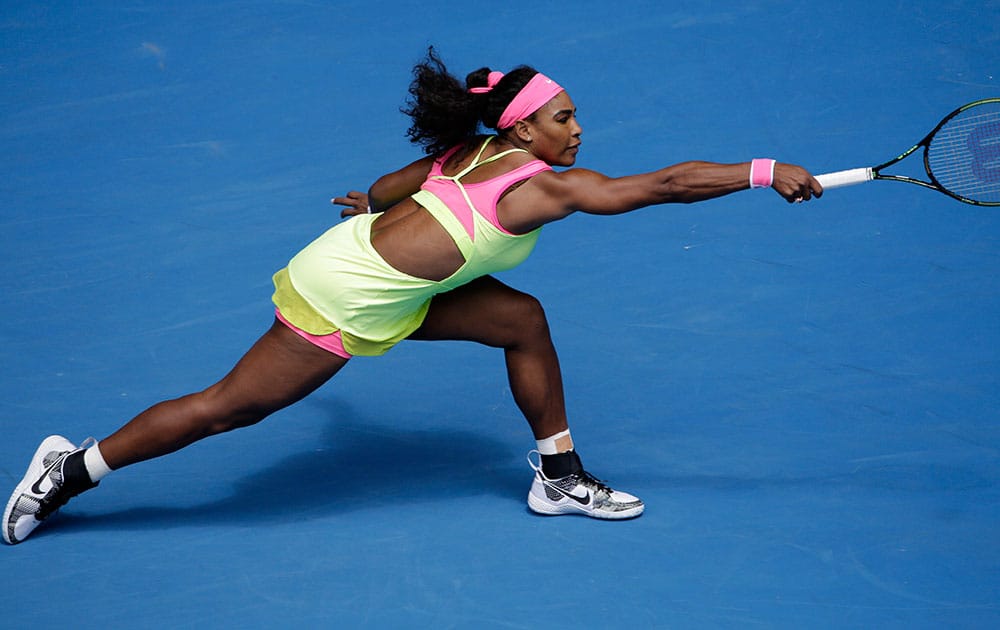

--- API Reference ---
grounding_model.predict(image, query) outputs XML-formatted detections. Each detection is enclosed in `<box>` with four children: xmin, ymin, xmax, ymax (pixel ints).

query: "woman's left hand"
<box><xmin>332</xmin><ymin>190</ymin><xmax>370</xmax><ymax>218</ymax></box>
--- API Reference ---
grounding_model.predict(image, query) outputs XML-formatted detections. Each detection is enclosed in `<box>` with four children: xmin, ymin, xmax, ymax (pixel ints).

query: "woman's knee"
<box><xmin>498</xmin><ymin>291</ymin><xmax>551</xmax><ymax>346</ymax></box>
<box><xmin>190</xmin><ymin>386</ymin><xmax>277</xmax><ymax>435</ymax></box>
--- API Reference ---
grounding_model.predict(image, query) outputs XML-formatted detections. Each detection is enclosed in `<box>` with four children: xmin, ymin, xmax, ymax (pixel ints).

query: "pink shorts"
<box><xmin>275</xmin><ymin>308</ymin><xmax>352</xmax><ymax>360</ymax></box>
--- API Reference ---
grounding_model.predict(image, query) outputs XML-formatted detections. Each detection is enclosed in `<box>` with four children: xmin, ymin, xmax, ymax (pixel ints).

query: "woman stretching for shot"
<box><xmin>4</xmin><ymin>49</ymin><xmax>821</xmax><ymax>544</ymax></box>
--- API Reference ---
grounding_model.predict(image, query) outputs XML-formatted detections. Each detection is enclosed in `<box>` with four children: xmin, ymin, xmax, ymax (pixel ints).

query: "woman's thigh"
<box><xmin>409</xmin><ymin>276</ymin><xmax>548</xmax><ymax>347</ymax></box>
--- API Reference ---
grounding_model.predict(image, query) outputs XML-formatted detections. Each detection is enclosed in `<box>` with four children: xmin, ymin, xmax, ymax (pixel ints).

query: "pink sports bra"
<box><xmin>417</xmin><ymin>136</ymin><xmax>552</xmax><ymax>238</ymax></box>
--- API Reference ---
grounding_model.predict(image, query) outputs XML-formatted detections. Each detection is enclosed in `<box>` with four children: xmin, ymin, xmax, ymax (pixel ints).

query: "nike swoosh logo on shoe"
<box><xmin>545</xmin><ymin>482</ymin><xmax>591</xmax><ymax>506</ymax></box>
<box><xmin>30</xmin><ymin>457</ymin><xmax>62</xmax><ymax>496</ymax></box>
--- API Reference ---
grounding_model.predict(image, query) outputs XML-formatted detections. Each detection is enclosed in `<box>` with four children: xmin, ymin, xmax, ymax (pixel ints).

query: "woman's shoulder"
<box><xmin>434</xmin><ymin>136</ymin><xmax>483</xmax><ymax>169</ymax></box>
<box><xmin>520</xmin><ymin>167</ymin><xmax>605</xmax><ymax>195</ymax></box>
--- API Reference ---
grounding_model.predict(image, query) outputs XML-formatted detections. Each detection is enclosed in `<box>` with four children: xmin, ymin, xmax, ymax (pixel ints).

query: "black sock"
<box><xmin>541</xmin><ymin>450</ymin><xmax>583</xmax><ymax>479</ymax></box>
<box><xmin>61</xmin><ymin>451</ymin><xmax>100</xmax><ymax>495</ymax></box>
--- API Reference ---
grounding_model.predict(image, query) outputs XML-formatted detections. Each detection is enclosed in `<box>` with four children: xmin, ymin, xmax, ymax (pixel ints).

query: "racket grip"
<box><xmin>815</xmin><ymin>167</ymin><xmax>874</xmax><ymax>189</ymax></box>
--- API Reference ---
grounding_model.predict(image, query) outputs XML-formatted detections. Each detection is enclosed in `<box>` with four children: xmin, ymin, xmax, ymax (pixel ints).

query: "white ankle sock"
<box><xmin>535</xmin><ymin>429</ymin><xmax>573</xmax><ymax>455</ymax></box>
<box><xmin>83</xmin><ymin>443</ymin><xmax>113</xmax><ymax>482</ymax></box>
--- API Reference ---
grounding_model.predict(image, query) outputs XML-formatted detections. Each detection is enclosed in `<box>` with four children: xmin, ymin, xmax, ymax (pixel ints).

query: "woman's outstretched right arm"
<box><xmin>514</xmin><ymin>160</ymin><xmax>822</xmax><ymax>227</ymax></box>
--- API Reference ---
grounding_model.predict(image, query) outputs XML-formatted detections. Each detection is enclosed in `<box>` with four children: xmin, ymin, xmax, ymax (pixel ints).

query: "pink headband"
<box><xmin>497</xmin><ymin>73</ymin><xmax>564</xmax><ymax>129</ymax></box>
<box><xmin>468</xmin><ymin>72</ymin><xmax>565</xmax><ymax>129</ymax></box>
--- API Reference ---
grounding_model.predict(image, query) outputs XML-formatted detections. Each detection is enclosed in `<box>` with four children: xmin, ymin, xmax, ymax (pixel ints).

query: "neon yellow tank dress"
<box><xmin>272</xmin><ymin>137</ymin><xmax>552</xmax><ymax>356</ymax></box>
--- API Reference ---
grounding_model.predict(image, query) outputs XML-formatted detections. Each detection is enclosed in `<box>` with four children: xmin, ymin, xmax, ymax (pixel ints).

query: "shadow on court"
<box><xmin>47</xmin><ymin>412</ymin><xmax>527</xmax><ymax>538</ymax></box>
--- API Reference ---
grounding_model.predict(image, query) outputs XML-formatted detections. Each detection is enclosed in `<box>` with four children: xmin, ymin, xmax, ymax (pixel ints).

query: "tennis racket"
<box><xmin>815</xmin><ymin>97</ymin><xmax>1000</xmax><ymax>206</ymax></box>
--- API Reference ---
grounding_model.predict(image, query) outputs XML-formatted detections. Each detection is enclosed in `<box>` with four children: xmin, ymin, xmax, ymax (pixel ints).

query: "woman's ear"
<box><xmin>513</xmin><ymin>119</ymin><xmax>533</xmax><ymax>143</ymax></box>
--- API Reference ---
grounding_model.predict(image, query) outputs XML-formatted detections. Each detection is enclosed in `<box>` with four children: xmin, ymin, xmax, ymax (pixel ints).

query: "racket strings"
<box><xmin>927</xmin><ymin>102</ymin><xmax>1000</xmax><ymax>204</ymax></box>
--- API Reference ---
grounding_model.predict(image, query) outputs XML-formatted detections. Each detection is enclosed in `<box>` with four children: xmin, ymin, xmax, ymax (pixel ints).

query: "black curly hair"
<box><xmin>402</xmin><ymin>47</ymin><xmax>539</xmax><ymax>155</ymax></box>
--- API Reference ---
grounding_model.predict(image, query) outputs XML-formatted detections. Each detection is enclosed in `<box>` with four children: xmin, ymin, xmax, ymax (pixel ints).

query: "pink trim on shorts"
<box><xmin>274</xmin><ymin>308</ymin><xmax>352</xmax><ymax>359</ymax></box>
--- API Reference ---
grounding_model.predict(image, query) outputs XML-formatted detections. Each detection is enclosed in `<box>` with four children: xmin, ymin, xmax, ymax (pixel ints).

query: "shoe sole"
<box><xmin>527</xmin><ymin>489</ymin><xmax>644</xmax><ymax>520</ymax></box>
<box><xmin>2</xmin><ymin>435</ymin><xmax>74</xmax><ymax>545</ymax></box>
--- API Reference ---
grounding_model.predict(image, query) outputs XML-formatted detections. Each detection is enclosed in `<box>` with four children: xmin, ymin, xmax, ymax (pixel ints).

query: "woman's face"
<box><xmin>521</xmin><ymin>92</ymin><xmax>582</xmax><ymax>166</ymax></box>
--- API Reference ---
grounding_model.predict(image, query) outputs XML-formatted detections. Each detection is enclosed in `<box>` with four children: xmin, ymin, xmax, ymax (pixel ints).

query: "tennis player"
<box><xmin>4</xmin><ymin>49</ymin><xmax>821</xmax><ymax>544</ymax></box>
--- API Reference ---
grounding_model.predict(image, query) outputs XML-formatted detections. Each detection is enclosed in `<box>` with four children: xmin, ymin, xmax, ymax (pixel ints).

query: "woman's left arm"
<box><xmin>333</xmin><ymin>155</ymin><xmax>436</xmax><ymax>218</ymax></box>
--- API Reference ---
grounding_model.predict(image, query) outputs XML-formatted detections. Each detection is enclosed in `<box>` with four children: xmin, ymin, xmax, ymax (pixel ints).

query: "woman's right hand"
<box><xmin>772</xmin><ymin>163</ymin><xmax>823</xmax><ymax>203</ymax></box>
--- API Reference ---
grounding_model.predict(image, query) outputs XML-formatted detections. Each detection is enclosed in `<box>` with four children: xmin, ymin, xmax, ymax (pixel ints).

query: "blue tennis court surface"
<box><xmin>2</xmin><ymin>1</ymin><xmax>998</xmax><ymax>627</ymax></box>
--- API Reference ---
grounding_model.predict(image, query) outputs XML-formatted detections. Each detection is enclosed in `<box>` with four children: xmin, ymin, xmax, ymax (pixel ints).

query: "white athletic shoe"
<box><xmin>3</xmin><ymin>435</ymin><xmax>98</xmax><ymax>545</ymax></box>
<box><xmin>526</xmin><ymin>451</ymin><xmax>644</xmax><ymax>520</ymax></box>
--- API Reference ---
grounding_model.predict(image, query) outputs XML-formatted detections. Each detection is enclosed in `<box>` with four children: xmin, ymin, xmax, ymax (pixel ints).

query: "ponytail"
<box><xmin>402</xmin><ymin>48</ymin><xmax>539</xmax><ymax>155</ymax></box>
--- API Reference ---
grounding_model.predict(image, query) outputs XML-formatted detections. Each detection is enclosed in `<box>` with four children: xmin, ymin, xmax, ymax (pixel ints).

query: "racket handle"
<box><xmin>815</xmin><ymin>167</ymin><xmax>874</xmax><ymax>189</ymax></box>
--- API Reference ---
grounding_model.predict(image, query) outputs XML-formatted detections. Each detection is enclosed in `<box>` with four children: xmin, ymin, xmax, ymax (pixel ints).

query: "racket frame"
<box><xmin>816</xmin><ymin>97</ymin><xmax>1000</xmax><ymax>206</ymax></box>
